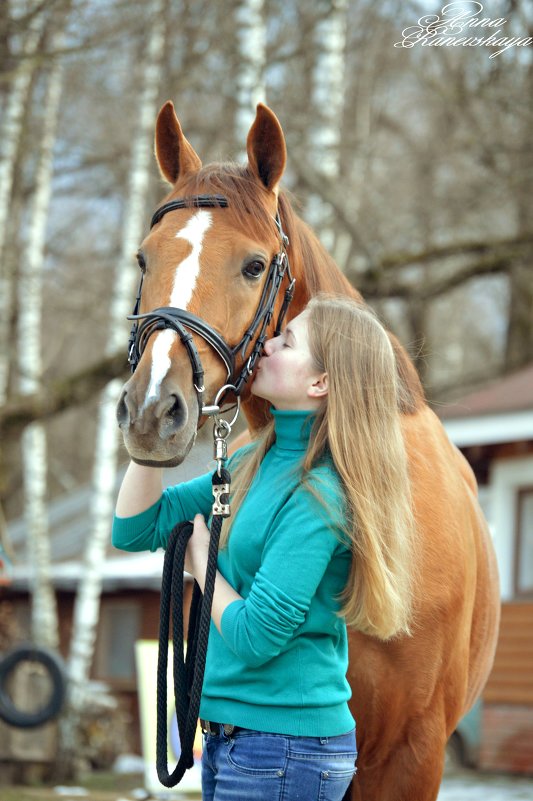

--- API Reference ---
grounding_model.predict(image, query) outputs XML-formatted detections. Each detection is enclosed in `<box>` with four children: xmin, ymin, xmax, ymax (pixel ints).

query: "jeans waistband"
<box><xmin>201</xmin><ymin>719</ymin><xmax>239</xmax><ymax>736</ymax></box>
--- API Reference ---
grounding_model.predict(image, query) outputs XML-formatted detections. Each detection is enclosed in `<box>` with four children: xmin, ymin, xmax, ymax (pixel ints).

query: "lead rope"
<box><xmin>155</xmin><ymin>395</ymin><xmax>237</xmax><ymax>788</ymax></box>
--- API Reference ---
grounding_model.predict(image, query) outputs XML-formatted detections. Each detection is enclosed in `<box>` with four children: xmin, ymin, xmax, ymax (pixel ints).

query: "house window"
<box><xmin>95</xmin><ymin>601</ymin><xmax>140</xmax><ymax>682</ymax></box>
<box><xmin>515</xmin><ymin>488</ymin><xmax>533</xmax><ymax>597</ymax></box>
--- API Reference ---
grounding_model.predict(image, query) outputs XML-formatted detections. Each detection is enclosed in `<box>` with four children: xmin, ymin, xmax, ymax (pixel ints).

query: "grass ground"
<box><xmin>0</xmin><ymin>771</ymin><xmax>201</xmax><ymax>801</ymax></box>
<box><xmin>0</xmin><ymin>773</ymin><xmax>128</xmax><ymax>800</ymax></box>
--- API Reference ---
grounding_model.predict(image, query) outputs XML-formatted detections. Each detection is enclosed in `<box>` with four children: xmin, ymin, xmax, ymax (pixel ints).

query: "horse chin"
<box><xmin>130</xmin><ymin>454</ymin><xmax>189</xmax><ymax>468</ymax></box>
<box><xmin>123</xmin><ymin>428</ymin><xmax>197</xmax><ymax>468</ymax></box>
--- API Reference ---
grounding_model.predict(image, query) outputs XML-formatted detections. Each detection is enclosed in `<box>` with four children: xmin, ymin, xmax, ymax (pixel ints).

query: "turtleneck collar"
<box><xmin>270</xmin><ymin>406</ymin><xmax>317</xmax><ymax>452</ymax></box>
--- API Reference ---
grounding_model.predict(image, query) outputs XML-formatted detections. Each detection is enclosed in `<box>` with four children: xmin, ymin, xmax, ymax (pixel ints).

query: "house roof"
<box><xmin>437</xmin><ymin>363</ymin><xmax>533</xmax><ymax>448</ymax></box>
<box><xmin>438</xmin><ymin>363</ymin><xmax>533</xmax><ymax>419</ymax></box>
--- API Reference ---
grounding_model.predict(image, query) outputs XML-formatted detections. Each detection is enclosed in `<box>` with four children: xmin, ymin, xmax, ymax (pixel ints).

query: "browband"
<box><xmin>150</xmin><ymin>195</ymin><xmax>229</xmax><ymax>229</ymax></box>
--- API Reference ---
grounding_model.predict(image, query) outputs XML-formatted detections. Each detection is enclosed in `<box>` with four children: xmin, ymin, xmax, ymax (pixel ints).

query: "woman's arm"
<box><xmin>115</xmin><ymin>461</ymin><xmax>163</xmax><ymax>517</ymax></box>
<box><xmin>113</xmin><ymin>441</ymin><xmax>257</xmax><ymax>552</ymax></box>
<box><xmin>113</xmin><ymin>465</ymin><xmax>215</xmax><ymax>552</ymax></box>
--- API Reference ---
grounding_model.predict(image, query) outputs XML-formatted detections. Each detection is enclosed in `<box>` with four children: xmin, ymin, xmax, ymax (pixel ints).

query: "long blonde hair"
<box><xmin>220</xmin><ymin>293</ymin><xmax>417</xmax><ymax>640</ymax></box>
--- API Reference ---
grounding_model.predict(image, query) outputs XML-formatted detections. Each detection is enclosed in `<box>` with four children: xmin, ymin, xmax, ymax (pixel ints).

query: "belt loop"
<box><xmin>320</xmin><ymin>735</ymin><xmax>328</xmax><ymax>744</ymax></box>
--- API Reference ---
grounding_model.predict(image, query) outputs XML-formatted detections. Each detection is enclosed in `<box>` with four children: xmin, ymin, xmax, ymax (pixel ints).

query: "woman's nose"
<box><xmin>263</xmin><ymin>337</ymin><xmax>275</xmax><ymax>356</ymax></box>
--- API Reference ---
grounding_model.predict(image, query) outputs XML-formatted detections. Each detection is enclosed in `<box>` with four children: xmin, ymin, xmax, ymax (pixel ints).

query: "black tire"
<box><xmin>0</xmin><ymin>644</ymin><xmax>66</xmax><ymax>728</ymax></box>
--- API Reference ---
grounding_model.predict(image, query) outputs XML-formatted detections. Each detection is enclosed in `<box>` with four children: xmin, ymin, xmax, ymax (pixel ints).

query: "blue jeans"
<box><xmin>201</xmin><ymin>724</ymin><xmax>357</xmax><ymax>801</ymax></box>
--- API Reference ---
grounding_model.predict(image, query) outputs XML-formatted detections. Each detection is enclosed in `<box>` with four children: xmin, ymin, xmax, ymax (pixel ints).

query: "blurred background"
<box><xmin>0</xmin><ymin>0</ymin><xmax>532</xmax><ymax>793</ymax></box>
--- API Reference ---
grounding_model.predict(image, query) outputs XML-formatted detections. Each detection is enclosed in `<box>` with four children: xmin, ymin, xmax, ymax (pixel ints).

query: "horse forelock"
<box><xmin>174</xmin><ymin>163</ymin><xmax>277</xmax><ymax>243</ymax></box>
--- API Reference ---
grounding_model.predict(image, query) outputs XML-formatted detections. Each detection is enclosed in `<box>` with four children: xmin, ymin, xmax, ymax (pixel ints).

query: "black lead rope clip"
<box><xmin>212</xmin><ymin>421</ymin><xmax>231</xmax><ymax>516</ymax></box>
<box><xmin>200</xmin><ymin>384</ymin><xmax>240</xmax><ymax>514</ymax></box>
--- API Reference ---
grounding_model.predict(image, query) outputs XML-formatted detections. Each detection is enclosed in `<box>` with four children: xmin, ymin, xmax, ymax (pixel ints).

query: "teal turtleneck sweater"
<box><xmin>112</xmin><ymin>408</ymin><xmax>355</xmax><ymax>737</ymax></box>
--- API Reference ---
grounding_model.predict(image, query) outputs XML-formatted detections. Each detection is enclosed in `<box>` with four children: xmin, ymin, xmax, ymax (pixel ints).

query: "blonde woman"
<box><xmin>113</xmin><ymin>293</ymin><xmax>416</xmax><ymax>801</ymax></box>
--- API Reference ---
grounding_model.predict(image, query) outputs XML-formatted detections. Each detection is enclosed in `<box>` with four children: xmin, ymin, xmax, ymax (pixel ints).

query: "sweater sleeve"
<box><xmin>220</xmin><ymin>469</ymin><xmax>348</xmax><ymax>667</ymax></box>
<box><xmin>112</xmin><ymin>470</ymin><xmax>213</xmax><ymax>552</ymax></box>
<box><xmin>112</xmin><ymin>442</ymin><xmax>256</xmax><ymax>552</ymax></box>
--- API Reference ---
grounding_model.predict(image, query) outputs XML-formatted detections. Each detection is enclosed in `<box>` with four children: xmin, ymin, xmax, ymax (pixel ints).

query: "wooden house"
<box><xmin>439</xmin><ymin>362</ymin><xmax>533</xmax><ymax>774</ymax></box>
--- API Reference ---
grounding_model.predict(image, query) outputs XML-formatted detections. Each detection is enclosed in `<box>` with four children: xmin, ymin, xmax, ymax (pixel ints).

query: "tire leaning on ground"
<box><xmin>0</xmin><ymin>644</ymin><xmax>66</xmax><ymax>728</ymax></box>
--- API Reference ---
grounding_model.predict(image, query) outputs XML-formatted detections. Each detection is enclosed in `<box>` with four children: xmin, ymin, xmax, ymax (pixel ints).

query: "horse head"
<box><xmin>116</xmin><ymin>101</ymin><xmax>296</xmax><ymax>466</ymax></box>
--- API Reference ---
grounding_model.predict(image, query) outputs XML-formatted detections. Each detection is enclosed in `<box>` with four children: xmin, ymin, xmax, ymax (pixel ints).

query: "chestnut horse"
<box><xmin>116</xmin><ymin>102</ymin><xmax>500</xmax><ymax>801</ymax></box>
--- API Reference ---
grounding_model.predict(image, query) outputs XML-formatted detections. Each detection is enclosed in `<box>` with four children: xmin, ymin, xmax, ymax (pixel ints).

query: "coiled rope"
<box><xmin>155</xmin><ymin>467</ymin><xmax>230</xmax><ymax>787</ymax></box>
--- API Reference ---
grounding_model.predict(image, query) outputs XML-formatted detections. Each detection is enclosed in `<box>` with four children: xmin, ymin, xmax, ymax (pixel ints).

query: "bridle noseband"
<box><xmin>127</xmin><ymin>194</ymin><xmax>296</xmax><ymax>417</ymax></box>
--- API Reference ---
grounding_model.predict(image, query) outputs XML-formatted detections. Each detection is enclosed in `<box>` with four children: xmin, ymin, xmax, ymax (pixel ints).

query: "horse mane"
<box><xmin>176</xmin><ymin>163</ymin><xmax>424</xmax><ymax>415</ymax></box>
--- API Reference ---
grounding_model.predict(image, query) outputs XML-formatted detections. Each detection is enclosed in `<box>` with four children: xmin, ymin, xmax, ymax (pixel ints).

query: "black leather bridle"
<box><xmin>127</xmin><ymin>194</ymin><xmax>296</xmax><ymax>416</ymax></box>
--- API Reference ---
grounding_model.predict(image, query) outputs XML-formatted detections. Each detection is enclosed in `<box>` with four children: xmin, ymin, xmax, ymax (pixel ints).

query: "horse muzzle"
<box><xmin>116</xmin><ymin>379</ymin><xmax>197</xmax><ymax>466</ymax></box>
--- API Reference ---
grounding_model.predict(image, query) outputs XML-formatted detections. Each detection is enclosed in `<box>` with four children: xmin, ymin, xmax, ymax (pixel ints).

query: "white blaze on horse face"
<box><xmin>143</xmin><ymin>211</ymin><xmax>212</xmax><ymax>408</ymax></box>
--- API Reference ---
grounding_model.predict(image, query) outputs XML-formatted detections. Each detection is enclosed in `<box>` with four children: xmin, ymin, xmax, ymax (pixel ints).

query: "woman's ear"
<box><xmin>308</xmin><ymin>373</ymin><xmax>328</xmax><ymax>399</ymax></box>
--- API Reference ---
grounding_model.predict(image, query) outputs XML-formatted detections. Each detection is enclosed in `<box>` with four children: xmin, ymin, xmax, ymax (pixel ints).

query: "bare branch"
<box><xmin>291</xmin><ymin>156</ymin><xmax>375</xmax><ymax>263</ymax></box>
<box><xmin>356</xmin><ymin>255</ymin><xmax>510</xmax><ymax>301</ymax></box>
<box><xmin>0</xmin><ymin>352</ymin><xmax>128</xmax><ymax>439</ymax></box>
<box><xmin>377</xmin><ymin>234</ymin><xmax>533</xmax><ymax>272</ymax></box>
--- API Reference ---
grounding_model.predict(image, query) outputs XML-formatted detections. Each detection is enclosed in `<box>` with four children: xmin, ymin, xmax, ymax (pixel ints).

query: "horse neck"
<box><xmin>284</xmin><ymin>210</ymin><xmax>362</xmax><ymax>315</ymax></box>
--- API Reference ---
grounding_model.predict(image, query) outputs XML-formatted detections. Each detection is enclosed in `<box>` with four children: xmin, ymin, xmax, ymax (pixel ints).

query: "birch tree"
<box><xmin>234</xmin><ymin>0</ymin><xmax>266</xmax><ymax>157</ymax></box>
<box><xmin>16</xmin><ymin>6</ymin><xmax>70</xmax><ymax>649</ymax></box>
<box><xmin>305</xmin><ymin>0</ymin><xmax>348</xmax><ymax>255</ymax></box>
<box><xmin>66</xmin><ymin>0</ymin><xmax>167</xmax><ymax>706</ymax></box>
<box><xmin>0</xmin><ymin>0</ymin><xmax>47</xmax><ymax>404</ymax></box>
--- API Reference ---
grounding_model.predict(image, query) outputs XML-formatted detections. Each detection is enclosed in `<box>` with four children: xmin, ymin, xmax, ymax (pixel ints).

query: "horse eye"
<box><xmin>136</xmin><ymin>251</ymin><xmax>146</xmax><ymax>273</ymax></box>
<box><xmin>243</xmin><ymin>260</ymin><xmax>266</xmax><ymax>279</ymax></box>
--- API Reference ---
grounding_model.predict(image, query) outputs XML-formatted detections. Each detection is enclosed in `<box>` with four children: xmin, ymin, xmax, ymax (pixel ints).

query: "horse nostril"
<box><xmin>116</xmin><ymin>390</ymin><xmax>129</xmax><ymax>428</ymax></box>
<box><xmin>159</xmin><ymin>393</ymin><xmax>186</xmax><ymax>438</ymax></box>
<box><xmin>166</xmin><ymin>396</ymin><xmax>181</xmax><ymax>419</ymax></box>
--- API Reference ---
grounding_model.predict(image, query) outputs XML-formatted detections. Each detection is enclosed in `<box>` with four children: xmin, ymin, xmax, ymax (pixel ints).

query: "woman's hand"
<box><xmin>184</xmin><ymin>513</ymin><xmax>211</xmax><ymax>581</ymax></box>
<box><xmin>184</xmin><ymin>513</ymin><xmax>243</xmax><ymax>631</ymax></box>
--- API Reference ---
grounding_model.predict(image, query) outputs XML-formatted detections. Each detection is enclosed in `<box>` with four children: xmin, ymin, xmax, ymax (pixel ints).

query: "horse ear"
<box><xmin>154</xmin><ymin>101</ymin><xmax>202</xmax><ymax>185</ymax></box>
<box><xmin>246</xmin><ymin>104</ymin><xmax>286</xmax><ymax>194</ymax></box>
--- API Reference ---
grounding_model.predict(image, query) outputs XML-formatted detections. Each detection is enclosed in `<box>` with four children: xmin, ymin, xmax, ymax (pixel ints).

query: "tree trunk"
<box><xmin>17</xmin><ymin>9</ymin><xmax>68</xmax><ymax>649</ymax></box>
<box><xmin>306</xmin><ymin>0</ymin><xmax>348</xmax><ymax>255</ymax></box>
<box><xmin>0</xmin><ymin>1</ymin><xmax>46</xmax><ymax>404</ymax></box>
<box><xmin>504</xmin><ymin>69</ymin><xmax>533</xmax><ymax>371</ymax></box>
<box><xmin>505</xmin><ymin>258</ymin><xmax>533</xmax><ymax>369</ymax></box>
<box><xmin>64</xmin><ymin>0</ymin><xmax>167</xmax><ymax>733</ymax></box>
<box><xmin>233</xmin><ymin>0</ymin><xmax>266</xmax><ymax>158</ymax></box>
<box><xmin>405</xmin><ymin>297</ymin><xmax>429</xmax><ymax>388</ymax></box>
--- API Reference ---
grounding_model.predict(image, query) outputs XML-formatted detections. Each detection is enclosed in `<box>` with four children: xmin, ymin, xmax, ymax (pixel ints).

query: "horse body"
<box><xmin>345</xmin><ymin>406</ymin><xmax>499</xmax><ymax>800</ymax></box>
<box><xmin>116</xmin><ymin>101</ymin><xmax>500</xmax><ymax>800</ymax></box>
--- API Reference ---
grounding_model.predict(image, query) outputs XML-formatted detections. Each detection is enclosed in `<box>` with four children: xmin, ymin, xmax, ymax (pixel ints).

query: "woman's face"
<box><xmin>251</xmin><ymin>310</ymin><xmax>328</xmax><ymax>410</ymax></box>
